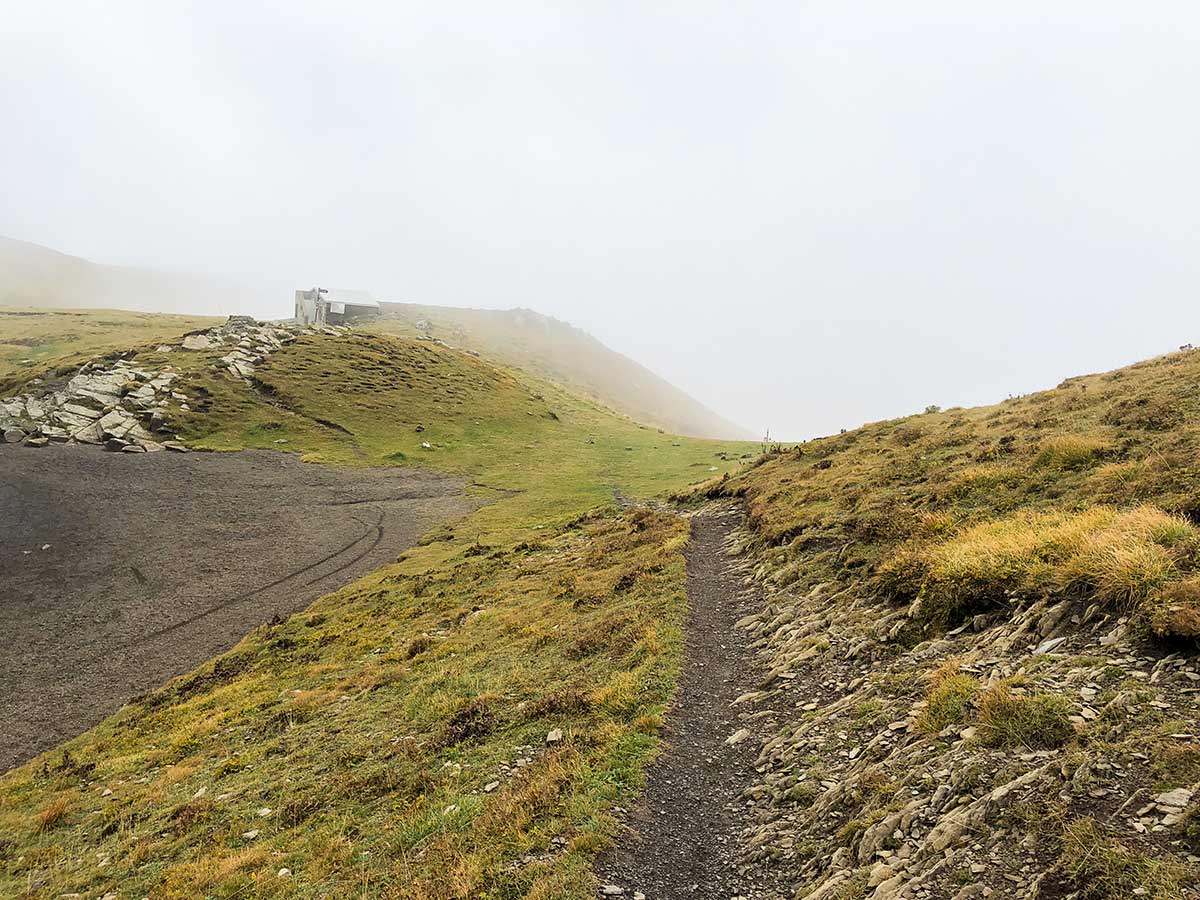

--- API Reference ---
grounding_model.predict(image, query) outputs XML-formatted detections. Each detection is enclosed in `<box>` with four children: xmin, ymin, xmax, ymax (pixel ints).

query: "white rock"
<box><xmin>182</xmin><ymin>334</ymin><xmax>214</xmax><ymax>350</ymax></box>
<box><xmin>1155</xmin><ymin>787</ymin><xmax>1193</xmax><ymax>810</ymax></box>
<box><xmin>868</xmin><ymin>862</ymin><xmax>895</xmax><ymax>887</ymax></box>
<box><xmin>725</xmin><ymin>728</ymin><xmax>751</xmax><ymax>746</ymax></box>
<box><xmin>1032</xmin><ymin>636</ymin><xmax>1069</xmax><ymax>655</ymax></box>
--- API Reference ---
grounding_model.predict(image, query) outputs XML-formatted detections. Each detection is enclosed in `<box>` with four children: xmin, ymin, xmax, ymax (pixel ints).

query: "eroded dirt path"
<box><xmin>596</xmin><ymin>506</ymin><xmax>784</xmax><ymax>900</ymax></box>
<box><xmin>0</xmin><ymin>444</ymin><xmax>479</xmax><ymax>771</ymax></box>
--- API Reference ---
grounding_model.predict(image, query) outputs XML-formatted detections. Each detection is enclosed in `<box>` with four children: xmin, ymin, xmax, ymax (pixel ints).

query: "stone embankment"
<box><xmin>0</xmin><ymin>317</ymin><xmax>347</xmax><ymax>453</ymax></box>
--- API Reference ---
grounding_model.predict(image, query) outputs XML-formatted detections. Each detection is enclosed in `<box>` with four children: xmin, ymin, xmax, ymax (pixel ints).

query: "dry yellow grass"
<box><xmin>1035</xmin><ymin>434</ymin><xmax>1112</xmax><ymax>470</ymax></box>
<box><xmin>881</xmin><ymin>505</ymin><xmax>1200</xmax><ymax>628</ymax></box>
<box><xmin>33</xmin><ymin>796</ymin><xmax>70</xmax><ymax>833</ymax></box>
<box><xmin>693</xmin><ymin>348</ymin><xmax>1200</xmax><ymax>627</ymax></box>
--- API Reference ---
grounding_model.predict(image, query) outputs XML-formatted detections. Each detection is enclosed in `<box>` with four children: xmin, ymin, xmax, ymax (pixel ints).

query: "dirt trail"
<box><xmin>597</xmin><ymin>506</ymin><xmax>784</xmax><ymax>900</ymax></box>
<box><xmin>0</xmin><ymin>444</ymin><xmax>478</xmax><ymax>772</ymax></box>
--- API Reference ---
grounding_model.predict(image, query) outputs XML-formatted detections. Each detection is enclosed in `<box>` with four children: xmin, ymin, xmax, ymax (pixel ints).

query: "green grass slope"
<box><xmin>688</xmin><ymin>347</ymin><xmax>1200</xmax><ymax>898</ymax></box>
<box><xmin>697</xmin><ymin>346</ymin><xmax>1200</xmax><ymax>633</ymax></box>
<box><xmin>375</xmin><ymin>302</ymin><xmax>752</xmax><ymax>441</ymax></box>
<box><xmin>0</xmin><ymin>323</ymin><xmax>755</xmax><ymax>899</ymax></box>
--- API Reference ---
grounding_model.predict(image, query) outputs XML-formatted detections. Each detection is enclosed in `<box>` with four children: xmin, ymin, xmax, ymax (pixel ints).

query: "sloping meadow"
<box><xmin>0</xmin><ymin>326</ymin><xmax>757</xmax><ymax>898</ymax></box>
<box><xmin>0</xmin><ymin>508</ymin><xmax>688</xmax><ymax>899</ymax></box>
<box><xmin>689</xmin><ymin>347</ymin><xmax>1200</xmax><ymax>898</ymax></box>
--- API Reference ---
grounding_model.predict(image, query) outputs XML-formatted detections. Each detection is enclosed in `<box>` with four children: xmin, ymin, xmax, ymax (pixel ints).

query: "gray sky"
<box><xmin>3</xmin><ymin>3</ymin><xmax>1199</xmax><ymax>439</ymax></box>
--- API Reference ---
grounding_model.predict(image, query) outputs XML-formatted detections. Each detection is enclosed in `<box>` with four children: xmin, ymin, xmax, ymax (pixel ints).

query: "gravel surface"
<box><xmin>596</xmin><ymin>507</ymin><xmax>785</xmax><ymax>900</ymax></box>
<box><xmin>0</xmin><ymin>444</ymin><xmax>477</xmax><ymax>771</ymax></box>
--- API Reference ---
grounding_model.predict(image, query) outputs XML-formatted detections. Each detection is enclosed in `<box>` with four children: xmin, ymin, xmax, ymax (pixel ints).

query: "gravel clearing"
<box><xmin>0</xmin><ymin>444</ymin><xmax>477</xmax><ymax>771</ymax></box>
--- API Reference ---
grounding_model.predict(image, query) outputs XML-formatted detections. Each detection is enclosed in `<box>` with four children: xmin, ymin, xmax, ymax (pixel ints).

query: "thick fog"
<box><xmin>3</xmin><ymin>3</ymin><xmax>1198</xmax><ymax>439</ymax></box>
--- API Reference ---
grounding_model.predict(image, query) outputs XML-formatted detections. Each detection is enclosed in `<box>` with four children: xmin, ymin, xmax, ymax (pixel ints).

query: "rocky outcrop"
<box><xmin>0</xmin><ymin>317</ymin><xmax>349</xmax><ymax>453</ymax></box>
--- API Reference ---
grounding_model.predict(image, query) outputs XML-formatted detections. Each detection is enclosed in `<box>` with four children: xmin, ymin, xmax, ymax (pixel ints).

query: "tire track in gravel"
<box><xmin>0</xmin><ymin>444</ymin><xmax>480</xmax><ymax>772</ymax></box>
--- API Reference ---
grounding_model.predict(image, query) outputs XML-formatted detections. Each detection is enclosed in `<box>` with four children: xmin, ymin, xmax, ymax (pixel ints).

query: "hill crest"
<box><xmin>377</xmin><ymin>301</ymin><xmax>752</xmax><ymax>440</ymax></box>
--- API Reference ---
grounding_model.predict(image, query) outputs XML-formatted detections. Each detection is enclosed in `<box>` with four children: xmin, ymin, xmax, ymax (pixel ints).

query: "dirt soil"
<box><xmin>0</xmin><ymin>444</ymin><xmax>478</xmax><ymax>772</ymax></box>
<box><xmin>596</xmin><ymin>507</ymin><xmax>785</xmax><ymax>900</ymax></box>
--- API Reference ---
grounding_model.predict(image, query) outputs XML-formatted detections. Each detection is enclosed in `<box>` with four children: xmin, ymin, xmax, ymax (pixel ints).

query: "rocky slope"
<box><xmin>689</xmin><ymin>347</ymin><xmax>1200</xmax><ymax>899</ymax></box>
<box><xmin>0</xmin><ymin>317</ymin><xmax>345</xmax><ymax>452</ymax></box>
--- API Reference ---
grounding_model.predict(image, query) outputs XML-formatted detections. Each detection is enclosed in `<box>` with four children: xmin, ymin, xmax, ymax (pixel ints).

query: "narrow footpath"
<box><xmin>596</xmin><ymin>506</ymin><xmax>785</xmax><ymax>900</ymax></box>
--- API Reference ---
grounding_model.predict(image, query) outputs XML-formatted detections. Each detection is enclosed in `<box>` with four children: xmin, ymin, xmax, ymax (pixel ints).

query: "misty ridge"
<box><xmin>4</xmin><ymin>5</ymin><xmax>1198</xmax><ymax>440</ymax></box>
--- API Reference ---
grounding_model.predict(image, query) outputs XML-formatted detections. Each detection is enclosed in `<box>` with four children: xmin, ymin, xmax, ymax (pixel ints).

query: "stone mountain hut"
<box><xmin>294</xmin><ymin>288</ymin><xmax>381</xmax><ymax>326</ymax></box>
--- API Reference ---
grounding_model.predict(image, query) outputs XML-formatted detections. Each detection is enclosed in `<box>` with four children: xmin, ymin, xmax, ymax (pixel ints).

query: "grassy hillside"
<box><xmin>0</xmin><ymin>306</ymin><xmax>218</xmax><ymax>394</ymax></box>
<box><xmin>375</xmin><ymin>302</ymin><xmax>752</xmax><ymax>441</ymax></box>
<box><xmin>0</xmin><ymin>236</ymin><xmax>258</xmax><ymax>316</ymax></box>
<box><xmin>0</xmin><ymin>324</ymin><xmax>755</xmax><ymax>899</ymax></box>
<box><xmin>688</xmin><ymin>348</ymin><xmax>1200</xmax><ymax>898</ymax></box>
<box><xmin>697</xmin><ymin>346</ymin><xmax>1200</xmax><ymax>624</ymax></box>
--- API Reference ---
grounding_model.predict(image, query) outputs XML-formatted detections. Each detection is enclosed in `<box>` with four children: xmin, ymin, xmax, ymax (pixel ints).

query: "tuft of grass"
<box><xmin>916</xmin><ymin>669</ymin><xmax>978</xmax><ymax>734</ymax></box>
<box><xmin>1148</xmin><ymin>576</ymin><xmax>1200</xmax><ymax>640</ymax></box>
<box><xmin>33</xmin><ymin>795</ymin><xmax>70</xmax><ymax>832</ymax></box>
<box><xmin>1035</xmin><ymin>435</ymin><xmax>1112</xmax><ymax>470</ymax></box>
<box><xmin>977</xmin><ymin>682</ymin><xmax>1074</xmax><ymax>750</ymax></box>
<box><xmin>1150</xmin><ymin>741</ymin><xmax>1200</xmax><ymax>790</ymax></box>
<box><xmin>881</xmin><ymin>505</ymin><xmax>1200</xmax><ymax>629</ymax></box>
<box><xmin>1059</xmin><ymin>817</ymin><xmax>1196</xmax><ymax>899</ymax></box>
